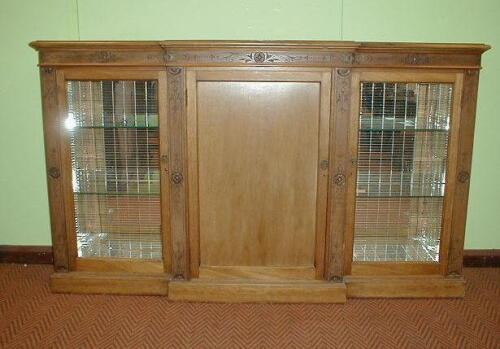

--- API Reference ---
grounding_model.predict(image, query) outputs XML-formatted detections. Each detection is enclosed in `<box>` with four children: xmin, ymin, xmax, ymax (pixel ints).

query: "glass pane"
<box><xmin>353</xmin><ymin>82</ymin><xmax>453</xmax><ymax>262</ymax></box>
<box><xmin>66</xmin><ymin>80</ymin><xmax>162</xmax><ymax>260</ymax></box>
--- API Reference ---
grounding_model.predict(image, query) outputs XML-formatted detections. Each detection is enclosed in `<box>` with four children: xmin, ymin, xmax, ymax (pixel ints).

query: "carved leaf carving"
<box><xmin>404</xmin><ymin>54</ymin><xmax>431</xmax><ymax>65</ymax></box>
<box><xmin>166</xmin><ymin>51</ymin><xmax>331</xmax><ymax>64</ymax></box>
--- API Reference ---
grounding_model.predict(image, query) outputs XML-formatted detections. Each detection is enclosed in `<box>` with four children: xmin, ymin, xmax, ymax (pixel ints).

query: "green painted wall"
<box><xmin>0</xmin><ymin>0</ymin><xmax>498</xmax><ymax>248</ymax></box>
<box><xmin>0</xmin><ymin>0</ymin><xmax>78</xmax><ymax>244</ymax></box>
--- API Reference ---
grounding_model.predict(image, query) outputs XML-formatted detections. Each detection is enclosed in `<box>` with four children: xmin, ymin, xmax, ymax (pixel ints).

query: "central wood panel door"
<box><xmin>186</xmin><ymin>69</ymin><xmax>331</xmax><ymax>279</ymax></box>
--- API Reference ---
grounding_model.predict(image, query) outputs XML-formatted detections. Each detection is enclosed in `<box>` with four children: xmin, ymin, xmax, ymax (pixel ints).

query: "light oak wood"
<box><xmin>169</xmin><ymin>279</ymin><xmax>346</xmax><ymax>303</ymax></box>
<box><xmin>326</xmin><ymin>68</ymin><xmax>354</xmax><ymax>280</ymax></box>
<box><xmin>343</xmin><ymin>70</ymin><xmax>361</xmax><ymax>275</ymax></box>
<box><xmin>75</xmin><ymin>258</ymin><xmax>164</xmax><ymax>274</ymax></box>
<box><xmin>50</xmin><ymin>272</ymin><xmax>168</xmax><ymax>295</ymax></box>
<box><xmin>39</xmin><ymin>67</ymin><xmax>69</xmax><ymax>272</ymax></box>
<box><xmin>32</xmin><ymin>40</ymin><xmax>488</xmax><ymax>300</ymax></box>
<box><xmin>186</xmin><ymin>69</ymin><xmax>330</xmax><ymax>276</ymax></box>
<box><xmin>61</xmin><ymin>68</ymin><xmax>165</xmax><ymax>80</ymax></box>
<box><xmin>198</xmin><ymin>266</ymin><xmax>316</xmax><ymax>280</ymax></box>
<box><xmin>166</xmin><ymin>67</ymin><xmax>189</xmax><ymax>279</ymax></box>
<box><xmin>158</xmin><ymin>71</ymin><xmax>172</xmax><ymax>274</ymax></box>
<box><xmin>30</xmin><ymin>40</ymin><xmax>489</xmax><ymax>52</ymax></box>
<box><xmin>56</xmin><ymin>70</ymin><xmax>78</xmax><ymax>271</ymax></box>
<box><xmin>356</xmin><ymin>70</ymin><xmax>459</xmax><ymax>83</ymax></box>
<box><xmin>197</xmin><ymin>79</ymin><xmax>318</xmax><ymax>267</ymax></box>
<box><xmin>345</xmin><ymin>275</ymin><xmax>465</xmax><ymax>298</ymax></box>
<box><xmin>439</xmin><ymin>73</ymin><xmax>464</xmax><ymax>275</ymax></box>
<box><xmin>55</xmin><ymin>68</ymin><xmax>168</xmax><ymax>275</ymax></box>
<box><xmin>447</xmin><ymin>70</ymin><xmax>481</xmax><ymax>276</ymax></box>
<box><xmin>30</xmin><ymin>41</ymin><xmax>489</xmax><ymax>69</ymax></box>
<box><xmin>351</xmin><ymin>262</ymin><xmax>440</xmax><ymax>276</ymax></box>
<box><xmin>343</xmin><ymin>70</ymin><xmax>466</xmax><ymax>277</ymax></box>
<box><xmin>185</xmin><ymin>70</ymin><xmax>200</xmax><ymax>277</ymax></box>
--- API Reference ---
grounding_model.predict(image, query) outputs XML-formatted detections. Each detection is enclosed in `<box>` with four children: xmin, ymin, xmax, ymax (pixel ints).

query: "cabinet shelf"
<box><xmin>71</xmin><ymin>126</ymin><xmax>159</xmax><ymax>130</ymax></box>
<box><xmin>356</xmin><ymin>195</ymin><xmax>444</xmax><ymax>199</ymax></box>
<box><xmin>359</xmin><ymin>128</ymin><xmax>448</xmax><ymax>132</ymax></box>
<box><xmin>74</xmin><ymin>191</ymin><xmax>159</xmax><ymax>196</ymax></box>
<box><xmin>359</xmin><ymin>118</ymin><xmax>449</xmax><ymax>131</ymax></box>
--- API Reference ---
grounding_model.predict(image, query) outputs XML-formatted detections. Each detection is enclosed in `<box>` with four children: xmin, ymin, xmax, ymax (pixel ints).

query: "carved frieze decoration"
<box><xmin>340</xmin><ymin>53</ymin><xmax>372</xmax><ymax>65</ymax></box>
<box><xmin>31</xmin><ymin>41</ymin><xmax>486</xmax><ymax>69</ymax></box>
<box><xmin>165</xmin><ymin>50</ymin><xmax>333</xmax><ymax>65</ymax></box>
<box><xmin>403</xmin><ymin>54</ymin><xmax>431</xmax><ymax>65</ymax></box>
<box><xmin>89</xmin><ymin>51</ymin><xmax>117</xmax><ymax>63</ymax></box>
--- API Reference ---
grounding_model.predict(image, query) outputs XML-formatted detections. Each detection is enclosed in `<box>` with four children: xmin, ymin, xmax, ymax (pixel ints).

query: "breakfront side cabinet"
<box><xmin>31</xmin><ymin>40</ymin><xmax>489</xmax><ymax>302</ymax></box>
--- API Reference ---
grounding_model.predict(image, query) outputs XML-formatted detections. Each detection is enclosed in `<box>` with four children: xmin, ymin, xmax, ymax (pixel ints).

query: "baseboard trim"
<box><xmin>0</xmin><ymin>245</ymin><xmax>53</xmax><ymax>264</ymax></box>
<box><xmin>463</xmin><ymin>249</ymin><xmax>500</xmax><ymax>267</ymax></box>
<box><xmin>1</xmin><ymin>245</ymin><xmax>498</xmax><ymax>267</ymax></box>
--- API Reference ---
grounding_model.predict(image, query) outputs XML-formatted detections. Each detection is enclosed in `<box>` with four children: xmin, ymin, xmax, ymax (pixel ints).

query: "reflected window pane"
<box><xmin>66</xmin><ymin>80</ymin><xmax>161</xmax><ymax>260</ymax></box>
<box><xmin>353</xmin><ymin>82</ymin><xmax>453</xmax><ymax>262</ymax></box>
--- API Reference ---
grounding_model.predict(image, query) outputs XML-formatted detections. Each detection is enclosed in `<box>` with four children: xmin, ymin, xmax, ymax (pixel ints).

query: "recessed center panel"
<box><xmin>197</xmin><ymin>81</ymin><xmax>320</xmax><ymax>267</ymax></box>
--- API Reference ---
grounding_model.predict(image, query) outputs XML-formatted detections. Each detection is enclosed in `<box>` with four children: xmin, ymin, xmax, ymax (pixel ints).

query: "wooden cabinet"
<box><xmin>31</xmin><ymin>40</ymin><xmax>489</xmax><ymax>302</ymax></box>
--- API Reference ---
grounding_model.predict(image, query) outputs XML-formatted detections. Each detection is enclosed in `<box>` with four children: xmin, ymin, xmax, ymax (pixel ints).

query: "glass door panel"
<box><xmin>66</xmin><ymin>80</ymin><xmax>161</xmax><ymax>260</ymax></box>
<box><xmin>353</xmin><ymin>82</ymin><xmax>453</xmax><ymax>262</ymax></box>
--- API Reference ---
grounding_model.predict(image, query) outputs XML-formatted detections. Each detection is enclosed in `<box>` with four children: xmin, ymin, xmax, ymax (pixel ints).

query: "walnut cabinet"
<box><xmin>30</xmin><ymin>40</ymin><xmax>489</xmax><ymax>302</ymax></box>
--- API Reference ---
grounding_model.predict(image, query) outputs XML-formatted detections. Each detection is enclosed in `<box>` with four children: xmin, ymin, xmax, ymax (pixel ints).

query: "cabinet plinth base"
<box><xmin>345</xmin><ymin>275</ymin><xmax>465</xmax><ymax>298</ymax></box>
<box><xmin>49</xmin><ymin>273</ymin><xmax>465</xmax><ymax>300</ymax></box>
<box><xmin>50</xmin><ymin>272</ymin><xmax>168</xmax><ymax>296</ymax></box>
<box><xmin>169</xmin><ymin>279</ymin><xmax>347</xmax><ymax>303</ymax></box>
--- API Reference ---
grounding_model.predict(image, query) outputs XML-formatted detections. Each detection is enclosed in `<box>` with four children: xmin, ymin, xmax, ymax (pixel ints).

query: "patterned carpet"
<box><xmin>0</xmin><ymin>264</ymin><xmax>499</xmax><ymax>348</ymax></box>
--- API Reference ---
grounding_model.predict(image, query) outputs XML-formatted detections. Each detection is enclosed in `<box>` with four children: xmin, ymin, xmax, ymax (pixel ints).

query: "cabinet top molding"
<box><xmin>30</xmin><ymin>40</ymin><xmax>490</xmax><ymax>68</ymax></box>
<box><xmin>30</xmin><ymin>40</ymin><xmax>490</xmax><ymax>52</ymax></box>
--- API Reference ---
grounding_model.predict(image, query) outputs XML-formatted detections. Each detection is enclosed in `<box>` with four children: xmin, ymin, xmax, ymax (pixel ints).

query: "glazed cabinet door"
<box><xmin>345</xmin><ymin>70</ymin><xmax>464</xmax><ymax>276</ymax></box>
<box><xmin>184</xmin><ymin>68</ymin><xmax>332</xmax><ymax>280</ymax></box>
<box><xmin>55</xmin><ymin>68</ymin><xmax>170</xmax><ymax>274</ymax></box>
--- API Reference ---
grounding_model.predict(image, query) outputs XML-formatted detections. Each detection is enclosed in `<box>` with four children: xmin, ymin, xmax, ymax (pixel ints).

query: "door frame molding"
<box><xmin>184</xmin><ymin>67</ymin><xmax>332</xmax><ymax>279</ymax></box>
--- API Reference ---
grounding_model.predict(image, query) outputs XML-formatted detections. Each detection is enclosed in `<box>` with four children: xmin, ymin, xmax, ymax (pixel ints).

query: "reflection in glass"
<box><xmin>353</xmin><ymin>82</ymin><xmax>453</xmax><ymax>262</ymax></box>
<box><xmin>67</xmin><ymin>80</ymin><xmax>161</xmax><ymax>259</ymax></box>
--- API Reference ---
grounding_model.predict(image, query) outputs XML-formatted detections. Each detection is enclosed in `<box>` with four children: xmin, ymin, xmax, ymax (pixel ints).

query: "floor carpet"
<box><xmin>0</xmin><ymin>264</ymin><xmax>499</xmax><ymax>348</ymax></box>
